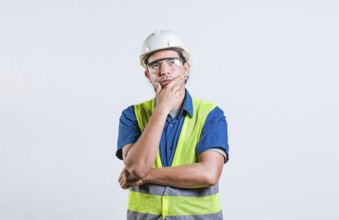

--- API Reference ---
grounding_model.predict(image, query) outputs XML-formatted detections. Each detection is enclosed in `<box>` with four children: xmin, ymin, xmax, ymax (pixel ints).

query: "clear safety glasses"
<box><xmin>147</xmin><ymin>57</ymin><xmax>184</xmax><ymax>74</ymax></box>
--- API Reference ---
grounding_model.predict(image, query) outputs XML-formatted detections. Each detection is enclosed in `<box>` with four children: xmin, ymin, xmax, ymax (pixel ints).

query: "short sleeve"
<box><xmin>116</xmin><ymin>105</ymin><xmax>141</xmax><ymax>160</ymax></box>
<box><xmin>196</xmin><ymin>107</ymin><xmax>229</xmax><ymax>163</ymax></box>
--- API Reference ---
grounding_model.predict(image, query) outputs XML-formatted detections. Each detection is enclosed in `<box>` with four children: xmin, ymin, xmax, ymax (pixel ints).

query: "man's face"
<box><xmin>145</xmin><ymin>50</ymin><xmax>190</xmax><ymax>89</ymax></box>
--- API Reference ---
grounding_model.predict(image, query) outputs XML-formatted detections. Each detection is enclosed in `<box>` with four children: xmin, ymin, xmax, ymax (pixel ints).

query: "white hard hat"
<box><xmin>140</xmin><ymin>30</ymin><xmax>191</xmax><ymax>68</ymax></box>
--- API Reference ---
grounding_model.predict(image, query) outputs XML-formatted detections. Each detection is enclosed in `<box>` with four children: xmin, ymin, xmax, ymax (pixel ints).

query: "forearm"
<box><xmin>142</xmin><ymin>151</ymin><xmax>224</xmax><ymax>188</ymax></box>
<box><xmin>123</xmin><ymin>106</ymin><xmax>168</xmax><ymax>178</ymax></box>
<box><xmin>142</xmin><ymin>164</ymin><xmax>208</xmax><ymax>188</ymax></box>
<box><xmin>143</xmin><ymin>165</ymin><xmax>221</xmax><ymax>188</ymax></box>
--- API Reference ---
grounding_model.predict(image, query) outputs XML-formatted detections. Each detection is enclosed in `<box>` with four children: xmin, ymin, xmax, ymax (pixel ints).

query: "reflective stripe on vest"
<box><xmin>128</xmin><ymin>210</ymin><xmax>223</xmax><ymax>220</ymax></box>
<box><xmin>130</xmin><ymin>97</ymin><xmax>222</xmax><ymax>220</ymax></box>
<box><xmin>130</xmin><ymin>183</ymin><xmax>219</xmax><ymax>197</ymax></box>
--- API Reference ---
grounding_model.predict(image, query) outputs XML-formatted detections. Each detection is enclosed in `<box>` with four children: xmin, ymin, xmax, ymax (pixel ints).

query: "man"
<box><xmin>116</xmin><ymin>30</ymin><xmax>229</xmax><ymax>220</ymax></box>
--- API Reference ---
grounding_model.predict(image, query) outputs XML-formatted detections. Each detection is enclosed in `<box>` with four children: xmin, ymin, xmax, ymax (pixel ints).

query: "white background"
<box><xmin>1</xmin><ymin>0</ymin><xmax>338</xmax><ymax>219</ymax></box>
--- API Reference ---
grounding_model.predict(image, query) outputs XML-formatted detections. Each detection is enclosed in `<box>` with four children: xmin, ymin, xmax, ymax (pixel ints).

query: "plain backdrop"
<box><xmin>1</xmin><ymin>0</ymin><xmax>338</xmax><ymax>219</ymax></box>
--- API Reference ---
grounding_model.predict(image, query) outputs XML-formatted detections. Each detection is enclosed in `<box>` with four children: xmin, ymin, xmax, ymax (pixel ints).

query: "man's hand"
<box><xmin>154</xmin><ymin>75</ymin><xmax>185</xmax><ymax>113</ymax></box>
<box><xmin>118</xmin><ymin>167</ymin><xmax>144</xmax><ymax>189</ymax></box>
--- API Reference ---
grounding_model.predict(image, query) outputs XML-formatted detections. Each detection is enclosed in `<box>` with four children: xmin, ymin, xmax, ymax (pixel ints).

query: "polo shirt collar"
<box><xmin>182</xmin><ymin>89</ymin><xmax>193</xmax><ymax>117</ymax></box>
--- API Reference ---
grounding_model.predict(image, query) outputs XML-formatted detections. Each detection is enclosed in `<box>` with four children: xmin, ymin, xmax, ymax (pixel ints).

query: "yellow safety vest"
<box><xmin>128</xmin><ymin>97</ymin><xmax>223</xmax><ymax>220</ymax></box>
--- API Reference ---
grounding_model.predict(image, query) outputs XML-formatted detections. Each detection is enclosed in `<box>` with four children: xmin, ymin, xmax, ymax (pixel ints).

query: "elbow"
<box><xmin>125</xmin><ymin>164</ymin><xmax>149</xmax><ymax>179</ymax></box>
<box><xmin>123</xmin><ymin>156</ymin><xmax>151</xmax><ymax>179</ymax></box>
<box><xmin>205</xmin><ymin>172</ymin><xmax>220</xmax><ymax>186</ymax></box>
<box><xmin>130</xmin><ymin>167</ymin><xmax>149</xmax><ymax>179</ymax></box>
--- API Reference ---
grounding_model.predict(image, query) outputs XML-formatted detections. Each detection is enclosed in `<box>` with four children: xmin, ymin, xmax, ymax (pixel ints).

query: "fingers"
<box><xmin>171</xmin><ymin>75</ymin><xmax>185</xmax><ymax>86</ymax></box>
<box><xmin>120</xmin><ymin>178</ymin><xmax>140</xmax><ymax>190</ymax></box>
<box><xmin>171</xmin><ymin>75</ymin><xmax>185</xmax><ymax>96</ymax></box>
<box><xmin>118</xmin><ymin>167</ymin><xmax>128</xmax><ymax>189</ymax></box>
<box><xmin>165</xmin><ymin>75</ymin><xmax>184</xmax><ymax>92</ymax></box>
<box><xmin>118</xmin><ymin>167</ymin><xmax>143</xmax><ymax>190</ymax></box>
<box><xmin>155</xmin><ymin>75</ymin><xmax>185</xmax><ymax>93</ymax></box>
<box><xmin>154</xmin><ymin>82</ymin><xmax>161</xmax><ymax>94</ymax></box>
<box><xmin>118</xmin><ymin>171</ymin><xmax>125</xmax><ymax>188</ymax></box>
<box><xmin>154</xmin><ymin>74</ymin><xmax>185</xmax><ymax>112</ymax></box>
<box><xmin>118</xmin><ymin>167</ymin><xmax>127</xmax><ymax>183</ymax></box>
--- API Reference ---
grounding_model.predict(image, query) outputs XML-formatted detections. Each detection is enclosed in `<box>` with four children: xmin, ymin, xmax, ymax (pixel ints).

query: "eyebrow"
<box><xmin>147</xmin><ymin>57</ymin><xmax>181</xmax><ymax>66</ymax></box>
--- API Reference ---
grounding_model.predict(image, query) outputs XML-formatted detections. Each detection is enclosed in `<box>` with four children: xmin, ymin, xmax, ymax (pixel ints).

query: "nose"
<box><xmin>160</xmin><ymin>62</ymin><xmax>170</xmax><ymax>75</ymax></box>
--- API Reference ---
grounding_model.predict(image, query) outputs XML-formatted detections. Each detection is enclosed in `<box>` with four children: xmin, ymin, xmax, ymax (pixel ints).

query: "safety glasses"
<box><xmin>147</xmin><ymin>57</ymin><xmax>184</xmax><ymax>74</ymax></box>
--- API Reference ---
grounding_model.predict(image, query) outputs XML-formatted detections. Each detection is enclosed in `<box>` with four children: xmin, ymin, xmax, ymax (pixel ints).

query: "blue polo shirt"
<box><xmin>116</xmin><ymin>90</ymin><xmax>229</xmax><ymax>167</ymax></box>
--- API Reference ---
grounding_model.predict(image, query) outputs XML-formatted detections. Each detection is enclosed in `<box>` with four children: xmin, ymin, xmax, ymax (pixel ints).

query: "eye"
<box><xmin>168</xmin><ymin>59</ymin><xmax>178</xmax><ymax>66</ymax></box>
<box><xmin>150</xmin><ymin>63</ymin><xmax>160</xmax><ymax>69</ymax></box>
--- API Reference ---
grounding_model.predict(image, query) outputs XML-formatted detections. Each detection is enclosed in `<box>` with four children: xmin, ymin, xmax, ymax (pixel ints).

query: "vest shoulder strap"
<box><xmin>172</xmin><ymin>97</ymin><xmax>216</xmax><ymax>166</ymax></box>
<box><xmin>134</xmin><ymin>98</ymin><xmax>155</xmax><ymax>132</ymax></box>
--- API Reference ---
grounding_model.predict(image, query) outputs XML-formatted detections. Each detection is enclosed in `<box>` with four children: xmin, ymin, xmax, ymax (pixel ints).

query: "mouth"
<box><xmin>160</xmin><ymin>79</ymin><xmax>173</xmax><ymax>86</ymax></box>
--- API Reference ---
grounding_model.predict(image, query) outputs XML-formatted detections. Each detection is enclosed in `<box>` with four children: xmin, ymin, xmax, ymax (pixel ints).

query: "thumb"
<box><xmin>154</xmin><ymin>82</ymin><xmax>161</xmax><ymax>94</ymax></box>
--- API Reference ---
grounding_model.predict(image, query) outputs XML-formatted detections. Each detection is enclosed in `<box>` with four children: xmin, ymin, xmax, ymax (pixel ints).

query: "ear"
<box><xmin>144</xmin><ymin>70</ymin><xmax>151</xmax><ymax>82</ymax></box>
<box><xmin>183</xmin><ymin>62</ymin><xmax>190</xmax><ymax>76</ymax></box>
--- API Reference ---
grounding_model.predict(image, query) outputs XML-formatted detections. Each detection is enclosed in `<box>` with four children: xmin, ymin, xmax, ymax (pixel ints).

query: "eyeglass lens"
<box><xmin>148</xmin><ymin>58</ymin><xmax>183</xmax><ymax>73</ymax></box>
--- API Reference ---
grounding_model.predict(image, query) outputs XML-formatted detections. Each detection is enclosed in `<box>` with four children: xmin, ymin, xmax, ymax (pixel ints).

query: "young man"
<box><xmin>116</xmin><ymin>30</ymin><xmax>229</xmax><ymax>220</ymax></box>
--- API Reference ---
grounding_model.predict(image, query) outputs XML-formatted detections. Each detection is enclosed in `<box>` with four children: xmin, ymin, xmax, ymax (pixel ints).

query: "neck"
<box><xmin>173</xmin><ymin>100</ymin><xmax>184</xmax><ymax>111</ymax></box>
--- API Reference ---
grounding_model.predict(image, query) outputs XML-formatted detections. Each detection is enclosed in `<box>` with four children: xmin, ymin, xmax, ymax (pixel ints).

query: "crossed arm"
<box><xmin>119</xmin><ymin>150</ymin><xmax>224</xmax><ymax>189</ymax></box>
<box><xmin>118</xmin><ymin>108</ymin><xmax>225</xmax><ymax>189</ymax></box>
<box><xmin>118</xmin><ymin>75</ymin><xmax>224</xmax><ymax>189</ymax></box>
